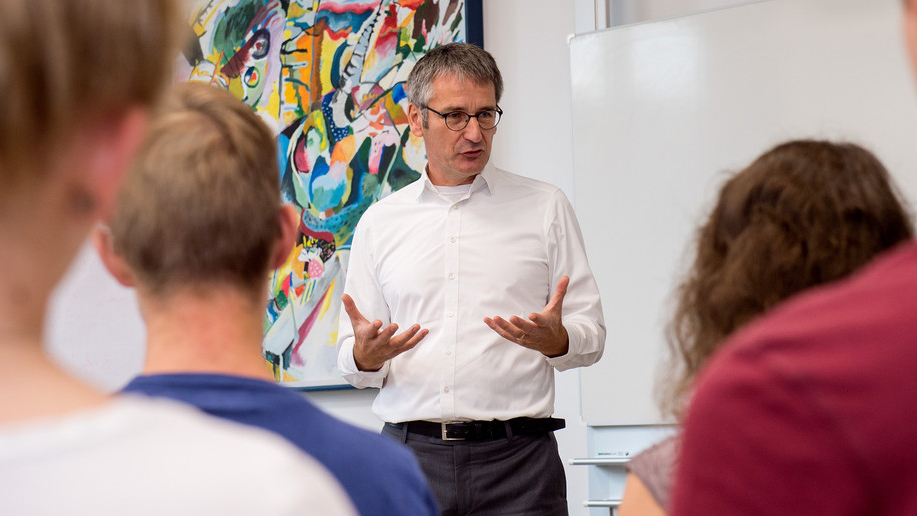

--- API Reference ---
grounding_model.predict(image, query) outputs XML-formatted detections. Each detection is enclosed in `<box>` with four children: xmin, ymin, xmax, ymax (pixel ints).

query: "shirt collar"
<box><xmin>413</xmin><ymin>162</ymin><xmax>498</xmax><ymax>202</ymax></box>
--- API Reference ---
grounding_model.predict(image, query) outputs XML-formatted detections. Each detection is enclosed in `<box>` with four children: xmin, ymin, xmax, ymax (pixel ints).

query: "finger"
<box><xmin>489</xmin><ymin>316</ymin><xmax>529</xmax><ymax>342</ymax></box>
<box><xmin>544</xmin><ymin>276</ymin><xmax>570</xmax><ymax>313</ymax></box>
<box><xmin>391</xmin><ymin>326</ymin><xmax>429</xmax><ymax>352</ymax></box>
<box><xmin>484</xmin><ymin>317</ymin><xmax>508</xmax><ymax>336</ymax></box>
<box><xmin>491</xmin><ymin>316</ymin><xmax>522</xmax><ymax>335</ymax></box>
<box><xmin>487</xmin><ymin>322</ymin><xmax>521</xmax><ymax>344</ymax></box>
<box><xmin>355</xmin><ymin>320</ymin><xmax>386</xmax><ymax>347</ymax></box>
<box><xmin>341</xmin><ymin>294</ymin><xmax>368</xmax><ymax>324</ymax></box>
<box><xmin>527</xmin><ymin>310</ymin><xmax>561</xmax><ymax>327</ymax></box>
<box><xmin>375</xmin><ymin>322</ymin><xmax>399</xmax><ymax>341</ymax></box>
<box><xmin>389</xmin><ymin>324</ymin><xmax>419</xmax><ymax>347</ymax></box>
<box><xmin>353</xmin><ymin>317</ymin><xmax>378</xmax><ymax>336</ymax></box>
<box><xmin>508</xmin><ymin>315</ymin><xmax>539</xmax><ymax>334</ymax></box>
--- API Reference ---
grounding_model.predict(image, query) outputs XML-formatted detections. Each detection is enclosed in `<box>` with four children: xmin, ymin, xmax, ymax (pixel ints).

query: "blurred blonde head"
<box><xmin>0</xmin><ymin>0</ymin><xmax>182</xmax><ymax>194</ymax></box>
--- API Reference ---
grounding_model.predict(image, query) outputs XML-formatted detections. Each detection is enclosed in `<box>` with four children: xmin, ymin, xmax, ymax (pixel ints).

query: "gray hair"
<box><xmin>405</xmin><ymin>43</ymin><xmax>503</xmax><ymax>119</ymax></box>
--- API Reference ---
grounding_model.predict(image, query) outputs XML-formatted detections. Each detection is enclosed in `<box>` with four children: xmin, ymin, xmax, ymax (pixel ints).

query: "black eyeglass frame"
<box><xmin>421</xmin><ymin>104</ymin><xmax>503</xmax><ymax>131</ymax></box>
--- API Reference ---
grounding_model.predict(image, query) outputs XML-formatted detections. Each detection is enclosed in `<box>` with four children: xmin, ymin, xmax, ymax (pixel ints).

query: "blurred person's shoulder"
<box><xmin>0</xmin><ymin>394</ymin><xmax>355</xmax><ymax>515</ymax></box>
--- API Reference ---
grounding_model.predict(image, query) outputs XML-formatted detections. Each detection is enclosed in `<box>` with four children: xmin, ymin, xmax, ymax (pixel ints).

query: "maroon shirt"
<box><xmin>673</xmin><ymin>242</ymin><xmax>917</xmax><ymax>515</ymax></box>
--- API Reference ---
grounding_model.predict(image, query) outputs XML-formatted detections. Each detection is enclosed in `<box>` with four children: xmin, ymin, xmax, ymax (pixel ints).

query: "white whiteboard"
<box><xmin>573</xmin><ymin>0</ymin><xmax>917</xmax><ymax>426</ymax></box>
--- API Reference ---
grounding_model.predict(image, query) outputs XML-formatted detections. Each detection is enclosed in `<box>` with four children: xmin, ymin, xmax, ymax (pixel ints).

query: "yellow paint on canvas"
<box><xmin>327</xmin><ymin>327</ymin><xmax>339</xmax><ymax>348</ymax></box>
<box><xmin>302</xmin><ymin>278</ymin><xmax>315</xmax><ymax>301</ymax></box>
<box><xmin>265</xmin><ymin>85</ymin><xmax>281</xmax><ymax>124</ymax></box>
<box><xmin>265</xmin><ymin>358</ymin><xmax>301</xmax><ymax>382</ymax></box>
<box><xmin>287</xmin><ymin>1</ymin><xmax>311</xmax><ymax>19</ymax></box>
<box><xmin>191</xmin><ymin>0</ymin><xmax>224</xmax><ymax>37</ymax></box>
<box><xmin>318</xmin><ymin>278</ymin><xmax>336</xmax><ymax>321</ymax></box>
<box><xmin>227</xmin><ymin>77</ymin><xmax>244</xmax><ymax>101</ymax></box>
<box><xmin>319</xmin><ymin>42</ymin><xmax>353</xmax><ymax>95</ymax></box>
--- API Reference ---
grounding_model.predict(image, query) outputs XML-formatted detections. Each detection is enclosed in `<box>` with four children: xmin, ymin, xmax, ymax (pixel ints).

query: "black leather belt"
<box><xmin>386</xmin><ymin>417</ymin><xmax>565</xmax><ymax>441</ymax></box>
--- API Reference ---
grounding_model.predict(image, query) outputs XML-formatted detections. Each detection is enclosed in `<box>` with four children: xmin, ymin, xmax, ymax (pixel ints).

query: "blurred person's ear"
<box><xmin>81</xmin><ymin>108</ymin><xmax>150</xmax><ymax>221</ymax></box>
<box><xmin>271</xmin><ymin>204</ymin><xmax>300</xmax><ymax>270</ymax></box>
<box><xmin>91</xmin><ymin>224</ymin><xmax>135</xmax><ymax>288</ymax></box>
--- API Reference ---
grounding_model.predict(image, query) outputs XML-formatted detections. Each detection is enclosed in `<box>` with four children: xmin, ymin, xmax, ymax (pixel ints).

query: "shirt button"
<box><xmin>451</xmin><ymin>205</ymin><xmax>459</xmax><ymax>211</ymax></box>
<box><xmin>444</xmin><ymin>349</ymin><xmax>452</xmax><ymax>356</ymax></box>
<box><xmin>443</xmin><ymin>386</ymin><xmax>450</xmax><ymax>393</ymax></box>
<box><xmin>450</xmin><ymin>237</ymin><xmax>457</xmax><ymax>243</ymax></box>
<box><xmin>448</xmin><ymin>272</ymin><xmax>455</xmax><ymax>280</ymax></box>
<box><xmin>447</xmin><ymin>311</ymin><xmax>454</xmax><ymax>318</ymax></box>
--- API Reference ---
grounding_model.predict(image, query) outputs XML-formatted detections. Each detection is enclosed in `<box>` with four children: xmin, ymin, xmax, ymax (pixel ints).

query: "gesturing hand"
<box><xmin>484</xmin><ymin>276</ymin><xmax>570</xmax><ymax>358</ymax></box>
<box><xmin>342</xmin><ymin>294</ymin><xmax>428</xmax><ymax>372</ymax></box>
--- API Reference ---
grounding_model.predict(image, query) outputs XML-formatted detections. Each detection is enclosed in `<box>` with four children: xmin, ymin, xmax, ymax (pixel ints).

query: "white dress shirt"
<box><xmin>337</xmin><ymin>163</ymin><xmax>605</xmax><ymax>423</ymax></box>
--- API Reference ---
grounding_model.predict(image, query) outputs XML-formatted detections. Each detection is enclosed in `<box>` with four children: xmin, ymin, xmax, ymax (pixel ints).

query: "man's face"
<box><xmin>408</xmin><ymin>74</ymin><xmax>498</xmax><ymax>186</ymax></box>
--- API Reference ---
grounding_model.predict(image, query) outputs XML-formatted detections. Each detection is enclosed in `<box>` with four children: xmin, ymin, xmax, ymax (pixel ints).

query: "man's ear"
<box><xmin>407</xmin><ymin>102</ymin><xmax>425</xmax><ymax>137</ymax></box>
<box><xmin>271</xmin><ymin>204</ymin><xmax>300</xmax><ymax>270</ymax></box>
<box><xmin>91</xmin><ymin>225</ymin><xmax>136</xmax><ymax>287</ymax></box>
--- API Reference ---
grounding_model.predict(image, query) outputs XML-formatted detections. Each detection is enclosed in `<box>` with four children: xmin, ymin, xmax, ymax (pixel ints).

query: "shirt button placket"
<box><xmin>441</xmin><ymin>201</ymin><xmax>462</xmax><ymax>420</ymax></box>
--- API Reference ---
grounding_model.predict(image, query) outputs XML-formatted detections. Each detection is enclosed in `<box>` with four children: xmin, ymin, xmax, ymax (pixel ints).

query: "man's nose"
<box><xmin>462</xmin><ymin>117</ymin><xmax>483</xmax><ymax>142</ymax></box>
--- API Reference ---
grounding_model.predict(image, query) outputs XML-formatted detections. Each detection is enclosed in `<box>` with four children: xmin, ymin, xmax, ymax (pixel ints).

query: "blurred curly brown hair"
<box><xmin>660</xmin><ymin>139</ymin><xmax>914</xmax><ymax>420</ymax></box>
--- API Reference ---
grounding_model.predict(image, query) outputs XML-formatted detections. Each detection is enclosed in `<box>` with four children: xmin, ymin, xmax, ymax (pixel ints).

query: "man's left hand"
<box><xmin>484</xmin><ymin>276</ymin><xmax>570</xmax><ymax>358</ymax></box>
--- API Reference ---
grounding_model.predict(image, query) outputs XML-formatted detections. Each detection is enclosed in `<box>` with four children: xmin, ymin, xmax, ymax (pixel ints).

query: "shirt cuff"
<box><xmin>544</xmin><ymin>323</ymin><xmax>593</xmax><ymax>371</ymax></box>
<box><xmin>340</xmin><ymin>342</ymin><xmax>389</xmax><ymax>388</ymax></box>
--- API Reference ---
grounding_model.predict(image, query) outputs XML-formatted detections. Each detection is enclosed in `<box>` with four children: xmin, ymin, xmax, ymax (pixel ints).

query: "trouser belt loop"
<box><xmin>504</xmin><ymin>420</ymin><xmax>514</xmax><ymax>440</ymax></box>
<box><xmin>401</xmin><ymin>422</ymin><xmax>409</xmax><ymax>444</ymax></box>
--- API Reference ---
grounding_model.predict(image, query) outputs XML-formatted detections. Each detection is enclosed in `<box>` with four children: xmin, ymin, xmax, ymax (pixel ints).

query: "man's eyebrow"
<box><xmin>439</xmin><ymin>104</ymin><xmax>498</xmax><ymax>112</ymax></box>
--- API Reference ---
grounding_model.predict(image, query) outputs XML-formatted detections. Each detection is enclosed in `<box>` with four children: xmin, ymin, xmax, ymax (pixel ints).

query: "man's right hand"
<box><xmin>342</xmin><ymin>294</ymin><xmax>428</xmax><ymax>372</ymax></box>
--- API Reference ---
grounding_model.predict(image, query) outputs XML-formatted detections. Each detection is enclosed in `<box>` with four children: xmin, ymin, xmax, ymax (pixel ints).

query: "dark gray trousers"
<box><xmin>382</xmin><ymin>425</ymin><xmax>568</xmax><ymax>516</ymax></box>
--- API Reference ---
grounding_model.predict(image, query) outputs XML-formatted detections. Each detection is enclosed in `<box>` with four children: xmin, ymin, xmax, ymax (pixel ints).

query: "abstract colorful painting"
<box><xmin>178</xmin><ymin>0</ymin><xmax>477</xmax><ymax>388</ymax></box>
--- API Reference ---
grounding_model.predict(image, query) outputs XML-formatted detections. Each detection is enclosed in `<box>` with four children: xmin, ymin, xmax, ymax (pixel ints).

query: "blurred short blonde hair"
<box><xmin>110</xmin><ymin>82</ymin><xmax>284</xmax><ymax>297</ymax></box>
<box><xmin>0</xmin><ymin>0</ymin><xmax>182</xmax><ymax>192</ymax></box>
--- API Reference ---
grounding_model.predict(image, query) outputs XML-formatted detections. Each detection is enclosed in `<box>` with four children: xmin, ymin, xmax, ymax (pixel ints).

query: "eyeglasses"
<box><xmin>422</xmin><ymin>105</ymin><xmax>503</xmax><ymax>131</ymax></box>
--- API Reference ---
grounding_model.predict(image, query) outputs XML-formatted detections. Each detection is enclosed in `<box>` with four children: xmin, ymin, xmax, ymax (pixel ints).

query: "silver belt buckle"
<box><xmin>441</xmin><ymin>422</ymin><xmax>465</xmax><ymax>441</ymax></box>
